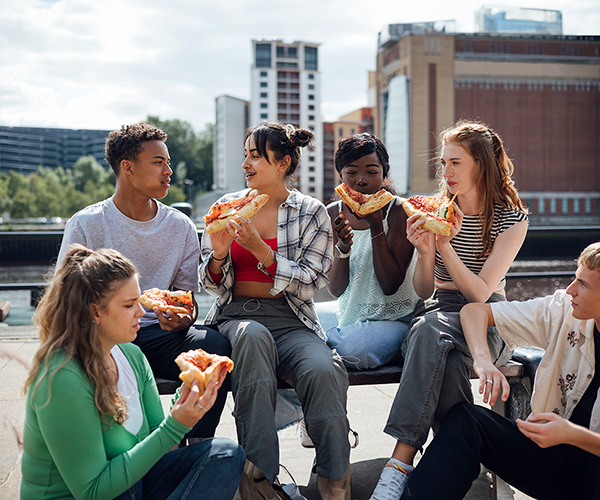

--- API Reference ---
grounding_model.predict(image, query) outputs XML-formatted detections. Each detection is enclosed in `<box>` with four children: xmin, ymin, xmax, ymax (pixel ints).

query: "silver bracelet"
<box><xmin>371</xmin><ymin>231</ymin><xmax>385</xmax><ymax>240</ymax></box>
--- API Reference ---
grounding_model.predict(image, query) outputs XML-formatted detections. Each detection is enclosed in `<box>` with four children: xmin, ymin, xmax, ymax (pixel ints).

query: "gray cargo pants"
<box><xmin>217</xmin><ymin>296</ymin><xmax>351</xmax><ymax>483</ymax></box>
<box><xmin>384</xmin><ymin>289</ymin><xmax>511</xmax><ymax>450</ymax></box>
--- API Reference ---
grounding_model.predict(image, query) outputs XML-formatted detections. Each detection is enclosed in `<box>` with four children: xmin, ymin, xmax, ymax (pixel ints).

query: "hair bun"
<box><xmin>291</xmin><ymin>128</ymin><xmax>314</xmax><ymax>148</ymax></box>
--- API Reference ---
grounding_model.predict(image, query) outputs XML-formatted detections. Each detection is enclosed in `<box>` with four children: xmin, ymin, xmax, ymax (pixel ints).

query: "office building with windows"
<box><xmin>214</xmin><ymin>95</ymin><xmax>249</xmax><ymax>192</ymax></box>
<box><xmin>0</xmin><ymin>126</ymin><xmax>109</xmax><ymax>174</ymax></box>
<box><xmin>475</xmin><ymin>6</ymin><xmax>562</xmax><ymax>35</ymax></box>
<box><xmin>375</xmin><ymin>23</ymin><xmax>600</xmax><ymax>222</ymax></box>
<box><xmin>250</xmin><ymin>39</ymin><xmax>323</xmax><ymax>200</ymax></box>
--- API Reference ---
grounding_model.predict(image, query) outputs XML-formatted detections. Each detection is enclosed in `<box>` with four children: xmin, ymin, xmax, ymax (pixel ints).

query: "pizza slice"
<box><xmin>335</xmin><ymin>183</ymin><xmax>394</xmax><ymax>216</ymax></box>
<box><xmin>400</xmin><ymin>194</ymin><xmax>457</xmax><ymax>236</ymax></box>
<box><xmin>204</xmin><ymin>192</ymin><xmax>269</xmax><ymax>234</ymax></box>
<box><xmin>175</xmin><ymin>348</ymin><xmax>234</xmax><ymax>395</ymax></box>
<box><xmin>139</xmin><ymin>288</ymin><xmax>194</xmax><ymax>315</ymax></box>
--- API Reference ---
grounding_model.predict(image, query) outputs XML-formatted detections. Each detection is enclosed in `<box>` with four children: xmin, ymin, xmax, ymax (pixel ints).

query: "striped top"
<box><xmin>435</xmin><ymin>204</ymin><xmax>528</xmax><ymax>283</ymax></box>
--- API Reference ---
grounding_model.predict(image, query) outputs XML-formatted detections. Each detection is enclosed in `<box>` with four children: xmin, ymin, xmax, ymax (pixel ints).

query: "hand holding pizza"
<box><xmin>435</xmin><ymin>203</ymin><xmax>463</xmax><ymax>247</ymax></box>
<box><xmin>406</xmin><ymin>214</ymin><xmax>435</xmax><ymax>255</ymax></box>
<box><xmin>171</xmin><ymin>378</ymin><xmax>218</xmax><ymax>428</ymax></box>
<box><xmin>333</xmin><ymin>212</ymin><xmax>353</xmax><ymax>251</ymax></box>
<box><xmin>226</xmin><ymin>215</ymin><xmax>263</xmax><ymax>254</ymax></box>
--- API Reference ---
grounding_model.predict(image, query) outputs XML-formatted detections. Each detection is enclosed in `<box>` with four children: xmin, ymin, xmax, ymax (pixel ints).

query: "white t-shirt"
<box><xmin>112</xmin><ymin>345</ymin><xmax>143</xmax><ymax>435</ymax></box>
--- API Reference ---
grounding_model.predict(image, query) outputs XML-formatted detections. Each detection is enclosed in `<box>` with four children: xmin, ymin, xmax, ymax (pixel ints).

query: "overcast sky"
<box><xmin>1</xmin><ymin>0</ymin><xmax>597</xmax><ymax>133</ymax></box>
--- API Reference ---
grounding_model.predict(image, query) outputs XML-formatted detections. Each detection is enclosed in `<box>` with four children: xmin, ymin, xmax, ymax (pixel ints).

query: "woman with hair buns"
<box><xmin>370</xmin><ymin>120</ymin><xmax>529</xmax><ymax>500</ymax></box>
<box><xmin>200</xmin><ymin>122</ymin><xmax>351</xmax><ymax>499</ymax></box>
<box><xmin>21</xmin><ymin>245</ymin><xmax>244</xmax><ymax>500</ymax></box>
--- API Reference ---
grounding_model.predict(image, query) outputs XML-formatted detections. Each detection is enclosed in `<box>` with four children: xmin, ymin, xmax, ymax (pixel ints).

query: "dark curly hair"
<box><xmin>334</xmin><ymin>133</ymin><xmax>390</xmax><ymax>177</ymax></box>
<box><xmin>105</xmin><ymin>123</ymin><xmax>167</xmax><ymax>175</ymax></box>
<box><xmin>244</xmin><ymin>122</ymin><xmax>314</xmax><ymax>177</ymax></box>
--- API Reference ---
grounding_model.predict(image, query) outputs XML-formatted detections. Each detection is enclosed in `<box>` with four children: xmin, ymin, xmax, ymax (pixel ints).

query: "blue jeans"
<box><xmin>326</xmin><ymin>317</ymin><xmax>412</xmax><ymax>370</ymax></box>
<box><xmin>113</xmin><ymin>438</ymin><xmax>245</xmax><ymax>500</ymax></box>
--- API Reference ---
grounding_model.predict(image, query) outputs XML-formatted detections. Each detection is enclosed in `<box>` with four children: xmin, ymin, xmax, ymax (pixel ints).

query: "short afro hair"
<box><xmin>105</xmin><ymin>123</ymin><xmax>167</xmax><ymax>175</ymax></box>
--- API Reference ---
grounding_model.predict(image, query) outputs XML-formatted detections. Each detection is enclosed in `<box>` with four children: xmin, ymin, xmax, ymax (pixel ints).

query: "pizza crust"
<box><xmin>205</xmin><ymin>193</ymin><xmax>270</xmax><ymax>234</ymax></box>
<box><xmin>400</xmin><ymin>198</ymin><xmax>454</xmax><ymax>236</ymax></box>
<box><xmin>175</xmin><ymin>349</ymin><xmax>234</xmax><ymax>395</ymax></box>
<box><xmin>335</xmin><ymin>184</ymin><xmax>394</xmax><ymax>216</ymax></box>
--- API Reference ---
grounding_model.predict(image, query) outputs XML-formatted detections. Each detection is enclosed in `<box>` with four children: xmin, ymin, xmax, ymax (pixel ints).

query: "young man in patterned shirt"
<box><xmin>400</xmin><ymin>242</ymin><xmax>600</xmax><ymax>499</ymax></box>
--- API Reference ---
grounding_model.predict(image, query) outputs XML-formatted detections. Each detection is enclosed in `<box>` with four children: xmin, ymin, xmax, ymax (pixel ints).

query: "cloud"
<box><xmin>0</xmin><ymin>0</ymin><xmax>597</xmax><ymax>132</ymax></box>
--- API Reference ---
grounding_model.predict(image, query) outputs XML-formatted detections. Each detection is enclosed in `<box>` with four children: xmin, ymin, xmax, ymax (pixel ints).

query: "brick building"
<box><xmin>376</xmin><ymin>24</ymin><xmax>600</xmax><ymax>223</ymax></box>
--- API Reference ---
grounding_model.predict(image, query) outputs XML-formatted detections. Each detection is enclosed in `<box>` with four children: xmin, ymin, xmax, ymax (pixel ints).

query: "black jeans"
<box><xmin>402</xmin><ymin>403</ymin><xmax>600</xmax><ymax>500</ymax></box>
<box><xmin>133</xmin><ymin>323</ymin><xmax>231</xmax><ymax>438</ymax></box>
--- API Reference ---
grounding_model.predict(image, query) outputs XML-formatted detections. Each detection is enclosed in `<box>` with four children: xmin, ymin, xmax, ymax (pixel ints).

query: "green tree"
<box><xmin>145</xmin><ymin>116</ymin><xmax>214</xmax><ymax>197</ymax></box>
<box><xmin>73</xmin><ymin>156</ymin><xmax>108</xmax><ymax>191</ymax></box>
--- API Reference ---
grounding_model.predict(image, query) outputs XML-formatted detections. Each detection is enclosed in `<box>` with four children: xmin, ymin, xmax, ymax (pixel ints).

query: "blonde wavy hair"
<box><xmin>24</xmin><ymin>245</ymin><xmax>138</xmax><ymax>426</ymax></box>
<box><xmin>437</xmin><ymin>120</ymin><xmax>527</xmax><ymax>258</ymax></box>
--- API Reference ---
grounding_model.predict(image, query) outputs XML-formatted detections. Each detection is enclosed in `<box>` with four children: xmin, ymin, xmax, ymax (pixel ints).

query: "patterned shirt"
<box><xmin>491</xmin><ymin>290</ymin><xmax>599</xmax><ymax>432</ymax></box>
<box><xmin>435</xmin><ymin>204</ymin><xmax>528</xmax><ymax>284</ymax></box>
<box><xmin>200</xmin><ymin>189</ymin><xmax>333</xmax><ymax>339</ymax></box>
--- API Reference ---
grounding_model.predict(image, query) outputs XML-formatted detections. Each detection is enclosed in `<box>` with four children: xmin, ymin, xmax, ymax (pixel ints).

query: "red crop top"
<box><xmin>209</xmin><ymin>238</ymin><xmax>277</xmax><ymax>283</ymax></box>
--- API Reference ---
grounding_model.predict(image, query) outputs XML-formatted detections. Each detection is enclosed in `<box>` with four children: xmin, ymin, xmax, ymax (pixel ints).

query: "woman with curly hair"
<box><xmin>200</xmin><ymin>122</ymin><xmax>351</xmax><ymax>499</ymax></box>
<box><xmin>21</xmin><ymin>245</ymin><xmax>244</xmax><ymax>500</ymax></box>
<box><xmin>370</xmin><ymin>120</ymin><xmax>528</xmax><ymax>500</ymax></box>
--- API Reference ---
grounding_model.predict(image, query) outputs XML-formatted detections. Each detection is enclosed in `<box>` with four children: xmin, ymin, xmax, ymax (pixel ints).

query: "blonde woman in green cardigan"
<box><xmin>21</xmin><ymin>245</ymin><xmax>244</xmax><ymax>500</ymax></box>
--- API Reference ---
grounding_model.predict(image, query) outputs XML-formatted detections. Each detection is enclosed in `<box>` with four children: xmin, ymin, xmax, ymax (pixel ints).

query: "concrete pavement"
<box><xmin>0</xmin><ymin>325</ymin><xmax>533</xmax><ymax>500</ymax></box>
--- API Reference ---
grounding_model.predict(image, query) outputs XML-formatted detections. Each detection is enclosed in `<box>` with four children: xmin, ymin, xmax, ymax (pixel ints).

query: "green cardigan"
<box><xmin>21</xmin><ymin>343</ymin><xmax>191</xmax><ymax>500</ymax></box>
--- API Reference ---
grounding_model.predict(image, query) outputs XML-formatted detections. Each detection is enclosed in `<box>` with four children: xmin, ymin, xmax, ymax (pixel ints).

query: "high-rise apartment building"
<box><xmin>250</xmin><ymin>39</ymin><xmax>323</xmax><ymax>200</ymax></box>
<box><xmin>0</xmin><ymin>126</ymin><xmax>109</xmax><ymax>174</ymax></box>
<box><xmin>475</xmin><ymin>6</ymin><xmax>562</xmax><ymax>35</ymax></box>
<box><xmin>375</xmin><ymin>23</ymin><xmax>600</xmax><ymax>223</ymax></box>
<box><xmin>213</xmin><ymin>95</ymin><xmax>249</xmax><ymax>192</ymax></box>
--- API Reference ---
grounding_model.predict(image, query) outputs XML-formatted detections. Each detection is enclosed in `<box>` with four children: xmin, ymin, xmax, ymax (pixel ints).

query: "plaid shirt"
<box><xmin>200</xmin><ymin>189</ymin><xmax>333</xmax><ymax>339</ymax></box>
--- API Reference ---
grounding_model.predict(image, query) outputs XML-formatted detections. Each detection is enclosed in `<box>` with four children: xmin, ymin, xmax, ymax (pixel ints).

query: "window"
<box><xmin>308</xmin><ymin>84</ymin><xmax>314</xmax><ymax>90</ymax></box>
<box><xmin>260</xmin><ymin>103</ymin><xmax>267</xmax><ymax>109</ymax></box>
<box><xmin>351</xmin><ymin>129</ymin><xmax>355</xmax><ymax>135</ymax></box>
<box><xmin>309</xmin><ymin>166</ymin><xmax>315</xmax><ymax>172</ymax></box>
<box><xmin>260</xmin><ymin>71</ymin><xmax>267</xmax><ymax>77</ymax></box>
<box><xmin>308</xmin><ymin>94</ymin><xmax>315</xmax><ymax>100</ymax></box>
<box><xmin>550</xmin><ymin>198</ymin><xmax>556</xmax><ymax>214</ymax></box>
<box><xmin>305</xmin><ymin>46</ymin><xmax>318</xmax><ymax>70</ymax></box>
<box><xmin>255</xmin><ymin>43</ymin><xmax>272</xmax><ymax>68</ymax></box>
<box><xmin>585</xmin><ymin>198</ymin><xmax>592</xmax><ymax>213</ymax></box>
<box><xmin>309</xmin><ymin>125</ymin><xmax>314</xmax><ymax>131</ymax></box>
<box><xmin>277</xmin><ymin>46</ymin><xmax>298</xmax><ymax>59</ymax></box>
<box><xmin>308</xmin><ymin>115</ymin><xmax>315</xmax><ymax>121</ymax></box>
<box><xmin>309</xmin><ymin>156</ymin><xmax>315</xmax><ymax>162</ymax></box>
<box><xmin>260</xmin><ymin>92</ymin><xmax>268</xmax><ymax>98</ymax></box>
<box><xmin>339</xmin><ymin>128</ymin><xmax>343</xmax><ymax>138</ymax></box>
<box><xmin>260</xmin><ymin>82</ymin><xmax>268</xmax><ymax>88</ymax></box>
<box><xmin>308</xmin><ymin>74</ymin><xmax>314</xmax><ymax>80</ymax></box>
<box><xmin>308</xmin><ymin>105</ymin><xmax>315</xmax><ymax>110</ymax></box>
<box><xmin>538</xmin><ymin>199</ymin><xmax>545</xmax><ymax>214</ymax></box>
<box><xmin>309</xmin><ymin>176</ymin><xmax>315</xmax><ymax>182</ymax></box>
<box><xmin>260</xmin><ymin>113</ymin><xmax>268</xmax><ymax>119</ymax></box>
<box><xmin>562</xmin><ymin>199</ymin><xmax>568</xmax><ymax>213</ymax></box>
<box><xmin>309</xmin><ymin>187</ymin><xmax>315</xmax><ymax>193</ymax></box>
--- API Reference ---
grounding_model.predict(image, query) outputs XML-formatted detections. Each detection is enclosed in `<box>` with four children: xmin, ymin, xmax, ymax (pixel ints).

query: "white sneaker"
<box><xmin>369</xmin><ymin>459</ymin><xmax>413</xmax><ymax>500</ymax></box>
<box><xmin>297</xmin><ymin>419</ymin><xmax>315</xmax><ymax>448</ymax></box>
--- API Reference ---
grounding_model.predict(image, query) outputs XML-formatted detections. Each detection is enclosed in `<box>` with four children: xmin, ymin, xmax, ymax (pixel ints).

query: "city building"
<box><xmin>0</xmin><ymin>126</ymin><xmax>109</xmax><ymax>174</ymax></box>
<box><xmin>375</xmin><ymin>23</ymin><xmax>600</xmax><ymax>222</ymax></box>
<box><xmin>323</xmin><ymin>107</ymin><xmax>374</xmax><ymax>202</ymax></box>
<box><xmin>213</xmin><ymin>95</ymin><xmax>249</xmax><ymax>192</ymax></box>
<box><xmin>475</xmin><ymin>6</ymin><xmax>563</xmax><ymax>35</ymax></box>
<box><xmin>250</xmin><ymin>39</ymin><xmax>324</xmax><ymax>199</ymax></box>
